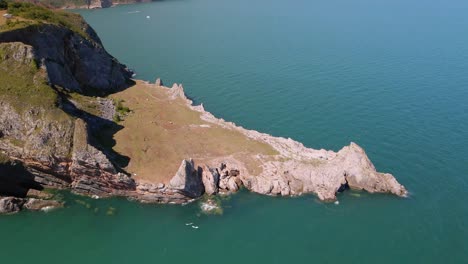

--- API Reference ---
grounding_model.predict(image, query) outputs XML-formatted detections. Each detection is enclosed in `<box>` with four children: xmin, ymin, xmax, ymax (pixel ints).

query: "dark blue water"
<box><xmin>1</xmin><ymin>0</ymin><xmax>467</xmax><ymax>263</ymax></box>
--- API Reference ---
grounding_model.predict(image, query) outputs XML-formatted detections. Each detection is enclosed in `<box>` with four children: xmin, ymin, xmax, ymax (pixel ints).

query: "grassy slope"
<box><xmin>110</xmin><ymin>81</ymin><xmax>278</xmax><ymax>183</ymax></box>
<box><xmin>0</xmin><ymin>42</ymin><xmax>73</xmax><ymax>151</ymax></box>
<box><xmin>0</xmin><ymin>3</ymin><xmax>97</xmax><ymax>115</ymax></box>
<box><xmin>0</xmin><ymin>2</ymin><xmax>92</xmax><ymax>39</ymax></box>
<box><xmin>0</xmin><ymin>43</ymin><xmax>58</xmax><ymax>111</ymax></box>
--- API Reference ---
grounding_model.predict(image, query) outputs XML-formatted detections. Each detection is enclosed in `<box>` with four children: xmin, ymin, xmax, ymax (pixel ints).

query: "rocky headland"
<box><xmin>0</xmin><ymin>3</ymin><xmax>407</xmax><ymax>214</ymax></box>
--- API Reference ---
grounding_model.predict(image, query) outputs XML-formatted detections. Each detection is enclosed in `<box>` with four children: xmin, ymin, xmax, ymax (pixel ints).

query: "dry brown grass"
<box><xmin>0</xmin><ymin>10</ymin><xmax>7</xmax><ymax>26</ymax></box>
<box><xmin>110</xmin><ymin>81</ymin><xmax>278</xmax><ymax>184</ymax></box>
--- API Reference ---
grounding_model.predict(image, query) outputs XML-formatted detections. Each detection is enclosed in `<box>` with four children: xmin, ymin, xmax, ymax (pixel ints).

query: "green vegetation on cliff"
<box><xmin>113</xmin><ymin>99</ymin><xmax>130</xmax><ymax>122</ymax></box>
<box><xmin>0</xmin><ymin>152</ymin><xmax>10</xmax><ymax>164</ymax></box>
<box><xmin>0</xmin><ymin>0</ymin><xmax>8</xmax><ymax>10</ymax></box>
<box><xmin>17</xmin><ymin>0</ymin><xmax>90</xmax><ymax>9</ymax></box>
<box><xmin>0</xmin><ymin>42</ymin><xmax>59</xmax><ymax>111</ymax></box>
<box><xmin>0</xmin><ymin>2</ymin><xmax>91</xmax><ymax>38</ymax></box>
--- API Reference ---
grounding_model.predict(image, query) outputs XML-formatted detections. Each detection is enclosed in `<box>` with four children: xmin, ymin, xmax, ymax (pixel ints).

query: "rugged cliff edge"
<box><xmin>0</xmin><ymin>4</ymin><xmax>407</xmax><ymax>214</ymax></box>
<box><xmin>0</xmin><ymin>3</ymin><xmax>137</xmax><ymax>213</ymax></box>
<box><xmin>113</xmin><ymin>81</ymin><xmax>407</xmax><ymax>204</ymax></box>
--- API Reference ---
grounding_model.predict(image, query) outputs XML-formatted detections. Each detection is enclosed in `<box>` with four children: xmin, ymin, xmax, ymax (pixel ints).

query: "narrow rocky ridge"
<box><xmin>130</xmin><ymin>81</ymin><xmax>408</xmax><ymax>202</ymax></box>
<box><xmin>0</xmin><ymin>11</ymin><xmax>407</xmax><ymax>214</ymax></box>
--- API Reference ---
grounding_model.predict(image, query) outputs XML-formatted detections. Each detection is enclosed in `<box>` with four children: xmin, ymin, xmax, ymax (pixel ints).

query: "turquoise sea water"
<box><xmin>2</xmin><ymin>0</ymin><xmax>468</xmax><ymax>263</ymax></box>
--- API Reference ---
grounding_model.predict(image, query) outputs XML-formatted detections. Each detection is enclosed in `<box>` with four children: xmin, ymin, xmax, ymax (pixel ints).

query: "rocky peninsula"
<box><xmin>0</xmin><ymin>3</ymin><xmax>407</xmax><ymax>214</ymax></box>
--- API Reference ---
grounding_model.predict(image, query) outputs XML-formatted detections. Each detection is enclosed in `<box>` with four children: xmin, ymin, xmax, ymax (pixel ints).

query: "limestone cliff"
<box><xmin>144</xmin><ymin>83</ymin><xmax>408</xmax><ymax>202</ymax></box>
<box><xmin>0</xmin><ymin>4</ymin><xmax>408</xmax><ymax>214</ymax></box>
<box><xmin>0</xmin><ymin>6</ymin><xmax>135</xmax><ymax>202</ymax></box>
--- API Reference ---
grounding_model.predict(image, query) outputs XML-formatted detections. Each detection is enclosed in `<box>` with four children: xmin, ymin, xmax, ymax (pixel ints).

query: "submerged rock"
<box><xmin>200</xmin><ymin>198</ymin><xmax>222</xmax><ymax>215</ymax></box>
<box><xmin>23</xmin><ymin>198</ymin><xmax>63</xmax><ymax>211</ymax></box>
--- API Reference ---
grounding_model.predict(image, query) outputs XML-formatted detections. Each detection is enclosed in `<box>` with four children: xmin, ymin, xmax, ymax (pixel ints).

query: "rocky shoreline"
<box><xmin>0</xmin><ymin>77</ymin><xmax>409</xmax><ymax>215</ymax></box>
<box><xmin>0</xmin><ymin>79</ymin><xmax>408</xmax><ymax>214</ymax></box>
<box><xmin>0</xmin><ymin>5</ymin><xmax>407</xmax><ymax>214</ymax></box>
<box><xmin>125</xmin><ymin>81</ymin><xmax>408</xmax><ymax>203</ymax></box>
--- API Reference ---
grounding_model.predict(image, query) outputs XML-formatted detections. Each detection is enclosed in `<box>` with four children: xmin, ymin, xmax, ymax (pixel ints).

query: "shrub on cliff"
<box><xmin>0</xmin><ymin>0</ymin><xmax>7</xmax><ymax>10</ymax></box>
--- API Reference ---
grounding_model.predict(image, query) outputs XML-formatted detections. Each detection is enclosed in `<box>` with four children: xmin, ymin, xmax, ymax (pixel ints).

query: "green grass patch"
<box><xmin>0</xmin><ymin>152</ymin><xmax>10</xmax><ymax>164</ymax></box>
<box><xmin>4</xmin><ymin>2</ymin><xmax>92</xmax><ymax>39</ymax></box>
<box><xmin>67</xmin><ymin>92</ymin><xmax>102</xmax><ymax>116</ymax></box>
<box><xmin>113</xmin><ymin>99</ymin><xmax>130</xmax><ymax>123</ymax></box>
<box><xmin>0</xmin><ymin>43</ymin><xmax>59</xmax><ymax>112</ymax></box>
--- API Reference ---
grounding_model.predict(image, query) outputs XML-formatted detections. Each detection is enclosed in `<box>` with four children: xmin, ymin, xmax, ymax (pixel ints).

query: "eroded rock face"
<box><xmin>70</xmin><ymin>119</ymin><xmax>135</xmax><ymax>196</ymax></box>
<box><xmin>0</xmin><ymin>24</ymin><xmax>133</xmax><ymax>95</ymax></box>
<box><xmin>201</xmin><ymin>166</ymin><xmax>220</xmax><ymax>195</ymax></box>
<box><xmin>239</xmin><ymin>143</ymin><xmax>407</xmax><ymax>200</ymax></box>
<box><xmin>0</xmin><ymin>197</ymin><xmax>25</xmax><ymax>214</ymax></box>
<box><xmin>334</xmin><ymin>143</ymin><xmax>407</xmax><ymax>196</ymax></box>
<box><xmin>155</xmin><ymin>78</ymin><xmax>163</xmax><ymax>87</ymax></box>
<box><xmin>0</xmin><ymin>17</ymin><xmax>407</xmax><ymax>208</ymax></box>
<box><xmin>161</xmin><ymin>82</ymin><xmax>408</xmax><ymax>201</ymax></box>
<box><xmin>169</xmin><ymin>159</ymin><xmax>204</xmax><ymax>198</ymax></box>
<box><xmin>0</xmin><ymin>34</ymin><xmax>134</xmax><ymax>201</ymax></box>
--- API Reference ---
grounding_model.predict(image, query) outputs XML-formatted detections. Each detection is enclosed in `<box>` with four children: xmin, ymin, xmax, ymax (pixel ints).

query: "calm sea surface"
<box><xmin>2</xmin><ymin>0</ymin><xmax>468</xmax><ymax>263</ymax></box>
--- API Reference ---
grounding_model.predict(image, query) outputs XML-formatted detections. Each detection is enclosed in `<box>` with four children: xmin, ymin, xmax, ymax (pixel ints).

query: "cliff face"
<box><xmin>0</xmin><ymin>24</ymin><xmax>133</xmax><ymax>95</ymax></box>
<box><xmin>0</xmin><ymin>5</ymin><xmax>407</xmax><ymax>214</ymax></box>
<box><xmin>112</xmin><ymin>82</ymin><xmax>407</xmax><ymax>204</ymax></box>
<box><xmin>0</xmin><ymin>12</ymin><xmax>135</xmax><ymax>201</ymax></box>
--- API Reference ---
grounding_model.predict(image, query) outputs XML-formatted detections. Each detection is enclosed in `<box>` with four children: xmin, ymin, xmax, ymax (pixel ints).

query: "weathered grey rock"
<box><xmin>219</xmin><ymin>176</ymin><xmax>229</xmax><ymax>191</ymax></box>
<box><xmin>169</xmin><ymin>159</ymin><xmax>204</xmax><ymax>198</ymax></box>
<box><xmin>136</xmin><ymin>184</ymin><xmax>149</xmax><ymax>192</ymax></box>
<box><xmin>0</xmin><ymin>36</ymin><xmax>134</xmax><ymax>201</ymax></box>
<box><xmin>227</xmin><ymin>177</ymin><xmax>241</xmax><ymax>192</ymax></box>
<box><xmin>202</xmin><ymin>166</ymin><xmax>220</xmax><ymax>195</ymax></box>
<box><xmin>0</xmin><ymin>23</ymin><xmax>133</xmax><ymax>95</ymax></box>
<box><xmin>240</xmin><ymin>142</ymin><xmax>407</xmax><ymax>200</ymax></box>
<box><xmin>23</xmin><ymin>198</ymin><xmax>63</xmax><ymax>211</ymax></box>
<box><xmin>336</xmin><ymin>143</ymin><xmax>407</xmax><ymax>196</ymax></box>
<box><xmin>0</xmin><ymin>197</ymin><xmax>24</xmax><ymax>214</ymax></box>
<box><xmin>155</xmin><ymin>78</ymin><xmax>163</xmax><ymax>86</ymax></box>
<box><xmin>26</xmin><ymin>189</ymin><xmax>54</xmax><ymax>199</ymax></box>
